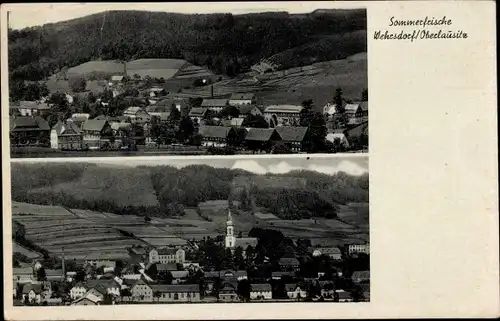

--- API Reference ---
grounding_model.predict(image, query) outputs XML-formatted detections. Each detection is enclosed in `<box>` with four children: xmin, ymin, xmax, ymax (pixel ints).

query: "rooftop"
<box><xmin>275</xmin><ymin>126</ymin><xmax>309</xmax><ymax>142</ymax></box>
<box><xmin>264</xmin><ymin>105</ymin><xmax>303</xmax><ymax>113</ymax></box>
<box><xmin>198</xmin><ymin>125</ymin><xmax>234</xmax><ymax>139</ymax></box>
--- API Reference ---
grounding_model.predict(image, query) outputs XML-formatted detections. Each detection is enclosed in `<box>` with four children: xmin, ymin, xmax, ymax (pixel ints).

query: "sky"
<box><xmin>6</xmin><ymin>2</ymin><xmax>365</xmax><ymax>30</ymax></box>
<box><xmin>12</xmin><ymin>155</ymin><xmax>368</xmax><ymax>176</ymax></box>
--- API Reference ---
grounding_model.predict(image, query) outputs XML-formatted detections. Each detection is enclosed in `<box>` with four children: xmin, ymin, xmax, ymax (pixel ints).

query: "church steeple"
<box><xmin>225</xmin><ymin>207</ymin><xmax>235</xmax><ymax>249</ymax></box>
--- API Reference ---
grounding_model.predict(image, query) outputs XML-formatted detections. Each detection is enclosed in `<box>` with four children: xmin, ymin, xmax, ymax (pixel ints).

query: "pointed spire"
<box><xmin>227</xmin><ymin>207</ymin><xmax>233</xmax><ymax>225</ymax></box>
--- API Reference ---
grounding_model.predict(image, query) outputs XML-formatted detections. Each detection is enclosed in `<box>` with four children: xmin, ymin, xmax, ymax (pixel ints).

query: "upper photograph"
<box><xmin>7</xmin><ymin>6</ymin><xmax>367</xmax><ymax>158</ymax></box>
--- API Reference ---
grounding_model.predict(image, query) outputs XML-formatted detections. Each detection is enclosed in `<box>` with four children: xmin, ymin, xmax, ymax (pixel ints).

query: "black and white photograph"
<box><xmin>7</xmin><ymin>5</ymin><xmax>367</xmax><ymax>158</ymax></box>
<box><xmin>10</xmin><ymin>156</ymin><xmax>369</xmax><ymax>305</ymax></box>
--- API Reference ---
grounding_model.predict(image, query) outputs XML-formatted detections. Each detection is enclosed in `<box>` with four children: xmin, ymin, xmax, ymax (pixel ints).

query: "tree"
<box><xmin>36</xmin><ymin>267</ymin><xmax>47</xmax><ymax>281</ymax></box>
<box><xmin>333</xmin><ymin>88</ymin><xmax>344</xmax><ymax>113</ymax></box>
<box><xmin>158</xmin><ymin>271</ymin><xmax>173</xmax><ymax>284</ymax></box>
<box><xmin>220</xmin><ymin>105</ymin><xmax>240</xmax><ymax>119</ymax></box>
<box><xmin>75</xmin><ymin>270</ymin><xmax>86</xmax><ymax>282</ymax></box>
<box><xmin>144</xmin><ymin>216</ymin><xmax>152</xmax><ymax>223</ymax></box>
<box><xmin>241</xmin><ymin>114</ymin><xmax>269</xmax><ymax>128</ymax></box>
<box><xmin>237</xmin><ymin>279</ymin><xmax>251</xmax><ymax>301</ymax></box>
<box><xmin>178</xmin><ymin>116</ymin><xmax>195</xmax><ymax>142</ymax></box>
<box><xmin>361</xmin><ymin>88</ymin><xmax>368</xmax><ymax>101</ymax></box>
<box><xmin>68</xmin><ymin>75</ymin><xmax>87</xmax><ymax>92</ymax></box>
<box><xmin>233</xmin><ymin>246</ymin><xmax>245</xmax><ymax>269</ymax></box>
<box><xmin>307</xmin><ymin>112</ymin><xmax>328</xmax><ymax>152</ymax></box>
<box><xmin>271</xmin><ymin>142</ymin><xmax>292</xmax><ymax>154</ymax></box>
<box><xmin>153</xmin><ymin>291</ymin><xmax>161</xmax><ymax>303</ymax></box>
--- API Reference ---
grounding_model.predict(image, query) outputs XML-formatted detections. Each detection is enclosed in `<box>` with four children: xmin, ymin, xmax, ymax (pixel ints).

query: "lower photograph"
<box><xmin>10</xmin><ymin>155</ymin><xmax>369</xmax><ymax>305</ymax></box>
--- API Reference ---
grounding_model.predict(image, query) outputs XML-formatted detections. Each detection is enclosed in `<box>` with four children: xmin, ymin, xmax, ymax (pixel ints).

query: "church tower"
<box><xmin>225</xmin><ymin>208</ymin><xmax>236</xmax><ymax>249</ymax></box>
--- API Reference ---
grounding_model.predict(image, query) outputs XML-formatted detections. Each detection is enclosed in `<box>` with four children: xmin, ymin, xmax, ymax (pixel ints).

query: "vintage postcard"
<box><xmin>2</xmin><ymin>1</ymin><xmax>498</xmax><ymax>320</ymax></box>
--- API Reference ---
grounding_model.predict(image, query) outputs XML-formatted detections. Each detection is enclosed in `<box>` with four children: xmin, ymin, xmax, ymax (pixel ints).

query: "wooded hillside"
<box><xmin>11</xmin><ymin>163</ymin><xmax>368</xmax><ymax>220</ymax></box>
<box><xmin>8</xmin><ymin>9</ymin><xmax>366</xmax><ymax>80</ymax></box>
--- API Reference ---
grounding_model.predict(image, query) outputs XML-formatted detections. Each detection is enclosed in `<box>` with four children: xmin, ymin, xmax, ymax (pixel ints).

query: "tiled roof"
<box><xmin>284</xmin><ymin>283</ymin><xmax>299</xmax><ymax>292</ymax></box>
<box><xmin>230</xmin><ymin>93</ymin><xmax>255</xmax><ymax>100</ymax></box>
<box><xmin>111</xmin><ymin>75</ymin><xmax>124</xmax><ymax>81</ymax></box>
<box><xmin>245</xmin><ymin>128</ymin><xmax>276</xmax><ymax>141</ymax></box>
<box><xmin>201</xmin><ymin>98</ymin><xmax>229</xmax><ymax>107</ymax></box>
<box><xmin>171</xmin><ymin>271</ymin><xmax>189</xmax><ymax>279</ymax></box>
<box><xmin>53</xmin><ymin>120</ymin><xmax>82</xmax><ymax>136</ymax></box>
<box><xmin>264</xmin><ymin>105</ymin><xmax>303</xmax><ymax>113</ymax></box>
<box><xmin>123</xmin><ymin>107</ymin><xmax>146</xmax><ymax>115</ymax></box>
<box><xmin>13</xmin><ymin>267</ymin><xmax>34</xmax><ymax>275</ymax></box>
<box><xmin>275</xmin><ymin>126</ymin><xmax>308</xmax><ymax>142</ymax></box>
<box><xmin>315</xmin><ymin>247</ymin><xmax>341</xmax><ymax>255</ymax></box>
<box><xmin>157</xmin><ymin>263</ymin><xmax>178</xmax><ymax>272</ymax></box>
<box><xmin>22</xmin><ymin>283</ymin><xmax>42</xmax><ymax>294</ymax></box>
<box><xmin>157</xmin><ymin>248</ymin><xmax>179</xmax><ymax>255</ymax></box>
<box><xmin>237</xmin><ymin>105</ymin><xmax>261</xmax><ymax>115</ymax></box>
<box><xmin>251</xmin><ymin>283</ymin><xmax>271</xmax><ymax>292</ymax></box>
<box><xmin>82</xmin><ymin>119</ymin><xmax>108</xmax><ymax>132</ymax></box>
<box><xmin>188</xmin><ymin>107</ymin><xmax>208</xmax><ymax>117</ymax></box>
<box><xmin>198</xmin><ymin>125</ymin><xmax>233</xmax><ymax>139</ymax></box>
<box><xmin>18</xmin><ymin>100</ymin><xmax>50</xmax><ymax>110</ymax></box>
<box><xmin>344</xmin><ymin>104</ymin><xmax>362</xmax><ymax>112</ymax></box>
<box><xmin>150</xmin><ymin>284</ymin><xmax>199</xmax><ymax>293</ymax></box>
<box><xmin>10</xmin><ymin>116</ymin><xmax>50</xmax><ymax>131</ymax></box>
<box><xmin>279</xmin><ymin>257</ymin><xmax>300</xmax><ymax>266</ymax></box>
<box><xmin>351</xmin><ymin>270</ymin><xmax>370</xmax><ymax>280</ymax></box>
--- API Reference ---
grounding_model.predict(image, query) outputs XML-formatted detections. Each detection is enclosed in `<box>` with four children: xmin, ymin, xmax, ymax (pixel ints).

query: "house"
<box><xmin>149</xmin><ymin>86</ymin><xmax>166</xmax><ymax>97</ymax></box>
<box><xmin>130</xmin><ymin>278</ymin><xmax>153</xmax><ymax>302</ymax></box>
<box><xmin>81</xmin><ymin>119</ymin><xmax>114</xmax><ymax>150</ymax></box>
<box><xmin>351</xmin><ymin>270</ymin><xmax>370</xmax><ymax>284</ymax></box>
<box><xmin>171</xmin><ymin>271</ymin><xmax>190</xmax><ymax>284</ymax></box>
<box><xmin>271</xmin><ymin>271</ymin><xmax>295</xmax><ymax>280</ymax></box>
<box><xmin>263</xmin><ymin>105</ymin><xmax>303</xmax><ymax>127</ymax></box>
<box><xmin>336</xmin><ymin>289</ymin><xmax>353</xmax><ymax>302</ymax></box>
<box><xmin>188</xmin><ymin>107</ymin><xmax>209</xmax><ymax>123</ymax></box>
<box><xmin>201</xmin><ymin>98</ymin><xmax>229</xmax><ymax>112</ymax></box>
<box><xmin>150</xmin><ymin>284</ymin><xmax>201</xmax><ymax>302</ymax></box>
<box><xmin>71</xmin><ymin>294</ymin><xmax>101</xmax><ymax>306</ymax></box>
<box><xmin>344</xmin><ymin>103</ymin><xmax>365</xmax><ymax>121</ymax></box>
<box><xmin>45</xmin><ymin>269</ymin><xmax>65</xmax><ymax>282</ymax></box>
<box><xmin>221</xmin><ymin>117</ymin><xmax>245</xmax><ymax>127</ymax></box>
<box><xmin>312</xmin><ymin>247</ymin><xmax>342</xmax><ymax>260</ymax></box>
<box><xmin>10</xmin><ymin>116</ymin><xmax>50</xmax><ymax>147</ymax></box>
<box><xmin>21</xmin><ymin>283</ymin><xmax>43</xmax><ymax>304</ymax></box>
<box><xmin>323</xmin><ymin>102</ymin><xmax>338</xmax><ymax>116</ymax></box>
<box><xmin>229</xmin><ymin>93</ymin><xmax>256</xmax><ymax>106</ymax></box>
<box><xmin>123</xmin><ymin>107</ymin><xmax>151</xmax><ymax>124</ymax></box>
<box><xmin>319</xmin><ymin>281</ymin><xmax>336</xmax><ymax>298</ymax></box>
<box><xmin>344</xmin><ymin>121</ymin><xmax>368</xmax><ymax>149</ymax></box>
<box><xmin>157</xmin><ymin>263</ymin><xmax>179</xmax><ymax>273</ymax></box>
<box><xmin>348</xmin><ymin>243</ymin><xmax>370</xmax><ymax>255</ymax></box>
<box><xmin>50</xmin><ymin>120</ymin><xmax>83</xmax><ymax>150</ymax></box>
<box><xmin>244</xmin><ymin>128</ymin><xmax>281</xmax><ymax>151</ymax></box>
<box><xmin>275</xmin><ymin>126</ymin><xmax>310</xmax><ymax>152</ymax></box>
<box><xmin>13</xmin><ymin>268</ymin><xmax>35</xmax><ymax>284</ymax></box>
<box><xmin>285</xmin><ymin>284</ymin><xmax>307</xmax><ymax>299</ymax></box>
<box><xmin>198</xmin><ymin>125</ymin><xmax>239</xmax><ymax>147</ymax></box>
<box><xmin>149</xmin><ymin>248</ymin><xmax>186</xmax><ymax>264</ymax></box>
<box><xmin>250</xmin><ymin>283</ymin><xmax>272</xmax><ymax>300</ymax></box>
<box><xmin>145</xmin><ymin>105</ymin><xmax>172</xmax><ymax>122</ymax></box>
<box><xmin>70</xmin><ymin>280</ymin><xmax>121</xmax><ymax>300</ymax></box>
<box><xmin>218</xmin><ymin>282</ymin><xmax>239</xmax><ymax>302</ymax></box>
<box><xmin>279</xmin><ymin>257</ymin><xmax>300</xmax><ymax>272</ymax></box>
<box><xmin>237</xmin><ymin>104</ymin><xmax>264</xmax><ymax>117</ymax></box>
<box><xmin>326</xmin><ymin>130</ymin><xmax>350</xmax><ymax>149</ymax></box>
<box><xmin>111</xmin><ymin>75</ymin><xmax>124</xmax><ymax>84</ymax></box>
<box><xmin>15</xmin><ymin>100</ymin><xmax>51</xmax><ymax>117</ymax></box>
<box><xmin>84</xmin><ymin>258</ymin><xmax>117</xmax><ymax>270</ymax></box>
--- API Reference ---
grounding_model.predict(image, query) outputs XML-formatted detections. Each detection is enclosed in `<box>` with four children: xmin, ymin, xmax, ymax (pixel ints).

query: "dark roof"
<box><xmin>272</xmin><ymin>271</ymin><xmax>295</xmax><ymax>277</ymax></box>
<box><xmin>230</xmin><ymin>93</ymin><xmax>255</xmax><ymax>100</ymax></box>
<box><xmin>150</xmin><ymin>284</ymin><xmax>199</xmax><ymax>293</ymax></box>
<box><xmin>245</xmin><ymin>128</ymin><xmax>277</xmax><ymax>141</ymax></box>
<box><xmin>351</xmin><ymin>270</ymin><xmax>370</xmax><ymax>280</ymax></box>
<box><xmin>82</xmin><ymin>119</ymin><xmax>108</xmax><ymax>132</ymax></box>
<box><xmin>188</xmin><ymin>107</ymin><xmax>208</xmax><ymax>117</ymax></box>
<box><xmin>315</xmin><ymin>247</ymin><xmax>341</xmax><ymax>255</ymax></box>
<box><xmin>22</xmin><ymin>283</ymin><xmax>42</xmax><ymax>294</ymax></box>
<box><xmin>53</xmin><ymin>120</ymin><xmax>82</xmax><ymax>136</ymax></box>
<box><xmin>201</xmin><ymin>98</ymin><xmax>229</xmax><ymax>107</ymax></box>
<box><xmin>10</xmin><ymin>116</ymin><xmax>50</xmax><ymax>131</ymax></box>
<box><xmin>198</xmin><ymin>126</ymin><xmax>234</xmax><ymax>139</ymax></box>
<box><xmin>279</xmin><ymin>257</ymin><xmax>300</xmax><ymax>266</ymax></box>
<box><xmin>250</xmin><ymin>283</ymin><xmax>271</xmax><ymax>292</ymax></box>
<box><xmin>157</xmin><ymin>248</ymin><xmax>179</xmax><ymax>255</ymax></box>
<box><xmin>237</xmin><ymin>104</ymin><xmax>261</xmax><ymax>115</ymax></box>
<box><xmin>157</xmin><ymin>263</ymin><xmax>178</xmax><ymax>272</ymax></box>
<box><xmin>275</xmin><ymin>126</ymin><xmax>308</xmax><ymax>142</ymax></box>
<box><xmin>18</xmin><ymin>100</ymin><xmax>50</xmax><ymax>110</ymax></box>
<box><xmin>284</xmin><ymin>283</ymin><xmax>302</xmax><ymax>292</ymax></box>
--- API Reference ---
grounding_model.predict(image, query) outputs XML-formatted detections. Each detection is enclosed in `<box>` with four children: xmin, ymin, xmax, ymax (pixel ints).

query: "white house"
<box><xmin>348</xmin><ymin>244</ymin><xmax>370</xmax><ymax>255</ymax></box>
<box><xmin>70</xmin><ymin>283</ymin><xmax>89</xmax><ymax>300</ymax></box>
<box><xmin>123</xmin><ymin>107</ymin><xmax>151</xmax><ymax>124</ymax></box>
<box><xmin>22</xmin><ymin>283</ymin><xmax>43</xmax><ymax>304</ymax></box>
<box><xmin>312</xmin><ymin>247</ymin><xmax>343</xmax><ymax>260</ymax></box>
<box><xmin>285</xmin><ymin>284</ymin><xmax>307</xmax><ymax>299</ymax></box>
<box><xmin>229</xmin><ymin>93</ymin><xmax>256</xmax><ymax>106</ymax></box>
<box><xmin>250</xmin><ymin>283</ymin><xmax>272</xmax><ymax>300</ymax></box>
<box><xmin>149</xmin><ymin>248</ymin><xmax>186</xmax><ymax>264</ymax></box>
<box><xmin>326</xmin><ymin>131</ymin><xmax>350</xmax><ymax>149</ymax></box>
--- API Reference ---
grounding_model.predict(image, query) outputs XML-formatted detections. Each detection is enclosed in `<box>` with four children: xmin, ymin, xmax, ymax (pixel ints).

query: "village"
<box><xmin>9</xmin><ymin>57</ymin><xmax>368</xmax><ymax>157</ymax></box>
<box><xmin>13</xmin><ymin>208</ymin><xmax>370</xmax><ymax>306</ymax></box>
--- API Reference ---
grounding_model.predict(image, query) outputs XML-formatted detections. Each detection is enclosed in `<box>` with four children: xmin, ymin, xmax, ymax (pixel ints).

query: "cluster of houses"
<box><xmin>13</xmin><ymin>212</ymin><xmax>370</xmax><ymax>305</ymax></box>
<box><xmin>9</xmin><ymin>82</ymin><xmax>368</xmax><ymax>153</ymax></box>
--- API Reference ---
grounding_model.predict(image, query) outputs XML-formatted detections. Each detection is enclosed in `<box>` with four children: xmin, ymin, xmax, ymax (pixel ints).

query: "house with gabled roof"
<box><xmin>188</xmin><ymin>107</ymin><xmax>209</xmax><ymax>123</ymax></box>
<box><xmin>351</xmin><ymin>270</ymin><xmax>370</xmax><ymax>284</ymax></box>
<box><xmin>81</xmin><ymin>119</ymin><xmax>114</xmax><ymax>150</ymax></box>
<box><xmin>250</xmin><ymin>283</ymin><xmax>272</xmax><ymax>300</ymax></box>
<box><xmin>279</xmin><ymin>257</ymin><xmax>300</xmax><ymax>272</ymax></box>
<box><xmin>275</xmin><ymin>126</ymin><xmax>310</xmax><ymax>152</ymax></box>
<box><xmin>245</xmin><ymin>128</ymin><xmax>281</xmax><ymax>151</ymax></box>
<box><xmin>237</xmin><ymin>104</ymin><xmax>263</xmax><ymax>117</ymax></box>
<box><xmin>22</xmin><ymin>283</ymin><xmax>43</xmax><ymax>304</ymax></box>
<box><xmin>130</xmin><ymin>278</ymin><xmax>153</xmax><ymax>302</ymax></box>
<box><xmin>229</xmin><ymin>93</ymin><xmax>256</xmax><ymax>106</ymax></box>
<box><xmin>50</xmin><ymin>120</ymin><xmax>83</xmax><ymax>150</ymax></box>
<box><xmin>10</xmin><ymin>116</ymin><xmax>50</xmax><ymax>147</ymax></box>
<box><xmin>198</xmin><ymin>125</ymin><xmax>239</xmax><ymax>147</ymax></box>
<box><xmin>14</xmin><ymin>100</ymin><xmax>51</xmax><ymax>117</ymax></box>
<box><xmin>218</xmin><ymin>282</ymin><xmax>239</xmax><ymax>302</ymax></box>
<box><xmin>201</xmin><ymin>98</ymin><xmax>229</xmax><ymax>112</ymax></box>
<box><xmin>123</xmin><ymin>106</ymin><xmax>151</xmax><ymax>124</ymax></box>
<box><xmin>312</xmin><ymin>247</ymin><xmax>342</xmax><ymax>260</ymax></box>
<box><xmin>148</xmin><ymin>247</ymin><xmax>186</xmax><ymax>264</ymax></box>
<box><xmin>285</xmin><ymin>283</ymin><xmax>307</xmax><ymax>299</ymax></box>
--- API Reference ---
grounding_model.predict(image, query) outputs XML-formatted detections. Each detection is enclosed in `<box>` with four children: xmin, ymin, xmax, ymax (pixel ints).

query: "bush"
<box><xmin>68</xmin><ymin>76</ymin><xmax>87</xmax><ymax>92</ymax></box>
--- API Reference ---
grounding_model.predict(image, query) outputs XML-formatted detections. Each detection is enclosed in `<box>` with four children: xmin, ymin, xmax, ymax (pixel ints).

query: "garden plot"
<box><xmin>11</xmin><ymin>202</ymin><xmax>75</xmax><ymax>216</ymax></box>
<box><xmin>38</xmin><ymin>233</ymin><xmax>124</xmax><ymax>246</ymax></box>
<box><xmin>13</xmin><ymin>242</ymin><xmax>41</xmax><ymax>259</ymax></box>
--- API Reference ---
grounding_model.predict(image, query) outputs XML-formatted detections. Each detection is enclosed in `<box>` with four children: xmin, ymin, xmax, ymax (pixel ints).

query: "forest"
<box><xmin>8</xmin><ymin>9</ymin><xmax>367</xmax><ymax>81</ymax></box>
<box><xmin>11</xmin><ymin>163</ymin><xmax>369</xmax><ymax>220</ymax></box>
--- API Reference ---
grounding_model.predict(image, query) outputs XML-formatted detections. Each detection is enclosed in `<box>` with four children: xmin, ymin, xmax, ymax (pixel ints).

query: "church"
<box><xmin>225</xmin><ymin>208</ymin><xmax>258</xmax><ymax>250</ymax></box>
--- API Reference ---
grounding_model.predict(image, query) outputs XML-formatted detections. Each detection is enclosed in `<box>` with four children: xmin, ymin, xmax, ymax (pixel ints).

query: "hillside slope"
<box><xmin>8</xmin><ymin>9</ymin><xmax>366</xmax><ymax>81</ymax></box>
